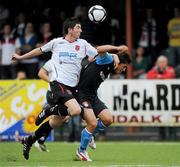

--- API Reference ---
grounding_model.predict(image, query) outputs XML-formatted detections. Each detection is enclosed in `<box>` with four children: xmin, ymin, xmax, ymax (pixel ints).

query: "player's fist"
<box><xmin>117</xmin><ymin>45</ymin><xmax>128</xmax><ymax>54</ymax></box>
<box><xmin>11</xmin><ymin>53</ymin><xmax>21</xmax><ymax>63</ymax></box>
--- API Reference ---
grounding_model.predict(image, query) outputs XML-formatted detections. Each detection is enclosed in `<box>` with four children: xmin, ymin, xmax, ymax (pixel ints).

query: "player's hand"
<box><xmin>11</xmin><ymin>53</ymin><xmax>22</xmax><ymax>63</ymax></box>
<box><xmin>112</xmin><ymin>54</ymin><xmax>120</xmax><ymax>69</ymax></box>
<box><xmin>117</xmin><ymin>45</ymin><xmax>128</xmax><ymax>54</ymax></box>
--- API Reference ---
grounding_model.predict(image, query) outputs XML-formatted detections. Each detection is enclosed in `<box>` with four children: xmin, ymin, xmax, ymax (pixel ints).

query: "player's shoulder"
<box><xmin>52</xmin><ymin>37</ymin><xmax>64</xmax><ymax>42</ymax></box>
<box><xmin>77</xmin><ymin>38</ymin><xmax>89</xmax><ymax>44</ymax></box>
<box><xmin>98</xmin><ymin>52</ymin><xmax>113</xmax><ymax>57</ymax></box>
<box><xmin>96</xmin><ymin>53</ymin><xmax>113</xmax><ymax>65</ymax></box>
<box><xmin>49</xmin><ymin>37</ymin><xmax>66</xmax><ymax>44</ymax></box>
<box><xmin>106</xmin><ymin>52</ymin><xmax>113</xmax><ymax>56</ymax></box>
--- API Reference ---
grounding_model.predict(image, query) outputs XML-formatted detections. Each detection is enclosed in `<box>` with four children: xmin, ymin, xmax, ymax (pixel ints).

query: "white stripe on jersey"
<box><xmin>41</xmin><ymin>37</ymin><xmax>97</xmax><ymax>87</ymax></box>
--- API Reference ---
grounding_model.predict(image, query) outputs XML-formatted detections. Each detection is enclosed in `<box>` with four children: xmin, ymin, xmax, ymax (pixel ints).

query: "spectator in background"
<box><xmin>138</xmin><ymin>9</ymin><xmax>158</xmax><ymax>68</ymax></box>
<box><xmin>146</xmin><ymin>55</ymin><xmax>175</xmax><ymax>79</ymax></box>
<box><xmin>36</xmin><ymin>22</ymin><xmax>53</xmax><ymax>68</ymax></box>
<box><xmin>74</xmin><ymin>5</ymin><xmax>82</xmax><ymax>18</ymax></box>
<box><xmin>16</xmin><ymin>70</ymin><xmax>26</xmax><ymax>80</ymax></box>
<box><xmin>0</xmin><ymin>4</ymin><xmax>9</xmax><ymax>32</ymax></box>
<box><xmin>132</xmin><ymin>47</ymin><xmax>149</xmax><ymax>79</ymax></box>
<box><xmin>15</xmin><ymin>22</ymin><xmax>38</xmax><ymax>78</ymax></box>
<box><xmin>0</xmin><ymin>23</ymin><xmax>16</xmax><ymax>79</ymax></box>
<box><xmin>54</xmin><ymin>10</ymin><xmax>67</xmax><ymax>37</ymax></box>
<box><xmin>167</xmin><ymin>8</ymin><xmax>180</xmax><ymax>67</ymax></box>
<box><xmin>146</xmin><ymin>55</ymin><xmax>176</xmax><ymax>140</ymax></box>
<box><xmin>13</xmin><ymin>13</ymin><xmax>26</xmax><ymax>37</ymax></box>
<box><xmin>110</xmin><ymin>17</ymin><xmax>120</xmax><ymax>45</ymax></box>
<box><xmin>77</xmin><ymin>6</ymin><xmax>95</xmax><ymax>44</ymax></box>
<box><xmin>41</xmin><ymin>8</ymin><xmax>53</xmax><ymax>23</ymax></box>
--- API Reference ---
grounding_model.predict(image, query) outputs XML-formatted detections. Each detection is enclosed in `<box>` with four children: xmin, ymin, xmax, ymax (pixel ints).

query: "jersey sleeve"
<box><xmin>84</xmin><ymin>40</ymin><xmax>98</xmax><ymax>57</ymax></box>
<box><xmin>40</xmin><ymin>38</ymin><xmax>56</xmax><ymax>53</ymax></box>
<box><xmin>96</xmin><ymin>53</ymin><xmax>113</xmax><ymax>65</ymax></box>
<box><xmin>43</xmin><ymin>60</ymin><xmax>52</xmax><ymax>73</ymax></box>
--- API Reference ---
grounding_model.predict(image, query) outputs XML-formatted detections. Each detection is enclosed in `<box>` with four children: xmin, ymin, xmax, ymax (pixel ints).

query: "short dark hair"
<box><xmin>117</xmin><ymin>53</ymin><xmax>131</xmax><ymax>64</ymax></box>
<box><xmin>2</xmin><ymin>22</ymin><xmax>12</xmax><ymax>28</ymax></box>
<box><xmin>63</xmin><ymin>17</ymin><xmax>80</xmax><ymax>35</ymax></box>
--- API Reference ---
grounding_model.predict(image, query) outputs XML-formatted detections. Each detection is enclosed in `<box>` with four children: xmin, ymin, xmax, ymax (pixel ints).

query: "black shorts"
<box><xmin>48</xmin><ymin>81</ymin><xmax>76</xmax><ymax>105</ymax></box>
<box><xmin>77</xmin><ymin>91</ymin><xmax>107</xmax><ymax>117</ymax></box>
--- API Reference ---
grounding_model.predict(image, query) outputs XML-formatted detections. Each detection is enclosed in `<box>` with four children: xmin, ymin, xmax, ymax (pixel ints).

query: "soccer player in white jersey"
<box><xmin>12</xmin><ymin>17</ymin><xmax>120</xmax><ymax>160</ymax></box>
<box><xmin>12</xmin><ymin>17</ymin><xmax>95</xmax><ymax>160</ymax></box>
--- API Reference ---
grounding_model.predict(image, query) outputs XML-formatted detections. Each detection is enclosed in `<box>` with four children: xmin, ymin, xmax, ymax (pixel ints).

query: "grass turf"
<box><xmin>0</xmin><ymin>141</ymin><xmax>180</xmax><ymax>167</ymax></box>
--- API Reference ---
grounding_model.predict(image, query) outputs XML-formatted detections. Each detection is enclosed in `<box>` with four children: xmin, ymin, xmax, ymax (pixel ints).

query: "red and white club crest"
<box><xmin>75</xmin><ymin>45</ymin><xmax>80</xmax><ymax>51</ymax></box>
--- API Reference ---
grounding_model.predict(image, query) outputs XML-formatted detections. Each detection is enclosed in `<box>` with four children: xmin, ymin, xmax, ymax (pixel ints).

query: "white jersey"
<box><xmin>41</xmin><ymin>37</ymin><xmax>97</xmax><ymax>87</ymax></box>
<box><xmin>42</xmin><ymin>59</ymin><xmax>54</xmax><ymax>90</ymax></box>
<box><xmin>42</xmin><ymin>59</ymin><xmax>53</xmax><ymax>78</ymax></box>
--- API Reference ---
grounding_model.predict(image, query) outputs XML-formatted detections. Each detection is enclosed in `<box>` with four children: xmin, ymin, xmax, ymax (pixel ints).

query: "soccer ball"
<box><xmin>88</xmin><ymin>5</ymin><xmax>107</xmax><ymax>23</ymax></box>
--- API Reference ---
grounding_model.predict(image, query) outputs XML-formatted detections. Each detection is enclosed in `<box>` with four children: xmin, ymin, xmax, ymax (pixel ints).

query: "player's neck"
<box><xmin>65</xmin><ymin>35</ymin><xmax>76</xmax><ymax>43</ymax></box>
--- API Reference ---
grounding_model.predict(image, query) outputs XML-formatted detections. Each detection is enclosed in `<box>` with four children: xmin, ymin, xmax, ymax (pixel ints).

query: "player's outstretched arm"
<box><xmin>12</xmin><ymin>48</ymin><xmax>42</xmax><ymax>63</ymax></box>
<box><xmin>96</xmin><ymin>45</ymin><xmax>128</xmax><ymax>54</ymax></box>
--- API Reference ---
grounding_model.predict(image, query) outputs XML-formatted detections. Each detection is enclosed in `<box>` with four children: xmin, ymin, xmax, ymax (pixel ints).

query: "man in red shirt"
<box><xmin>146</xmin><ymin>55</ymin><xmax>176</xmax><ymax>140</ymax></box>
<box><xmin>146</xmin><ymin>55</ymin><xmax>175</xmax><ymax>79</ymax></box>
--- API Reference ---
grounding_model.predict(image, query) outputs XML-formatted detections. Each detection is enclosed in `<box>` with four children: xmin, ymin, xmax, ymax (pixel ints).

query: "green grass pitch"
<box><xmin>0</xmin><ymin>141</ymin><xmax>180</xmax><ymax>167</ymax></box>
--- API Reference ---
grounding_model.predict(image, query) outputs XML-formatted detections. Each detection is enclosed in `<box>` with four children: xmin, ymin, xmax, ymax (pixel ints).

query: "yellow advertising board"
<box><xmin>0</xmin><ymin>80</ymin><xmax>48</xmax><ymax>139</ymax></box>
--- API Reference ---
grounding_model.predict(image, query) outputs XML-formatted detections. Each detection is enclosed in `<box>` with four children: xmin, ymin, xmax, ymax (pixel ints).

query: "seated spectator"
<box><xmin>0</xmin><ymin>4</ymin><xmax>9</xmax><ymax>32</ymax></box>
<box><xmin>16</xmin><ymin>70</ymin><xmax>26</xmax><ymax>80</ymax></box>
<box><xmin>36</xmin><ymin>22</ymin><xmax>53</xmax><ymax>68</ymax></box>
<box><xmin>146</xmin><ymin>55</ymin><xmax>175</xmax><ymax>79</ymax></box>
<box><xmin>0</xmin><ymin>23</ymin><xmax>16</xmax><ymax>79</ymax></box>
<box><xmin>146</xmin><ymin>55</ymin><xmax>176</xmax><ymax>140</ymax></box>
<box><xmin>13</xmin><ymin>13</ymin><xmax>26</xmax><ymax>37</ymax></box>
<box><xmin>77</xmin><ymin>6</ymin><xmax>95</xmax><ymax>44</ymax></box>
<box><xmin>110</xmin><ymin>17</ymin><xmax>121</xmax><ymax>45</ymax></box>
<box><xmin>138</xmin><ymin>9</ymin><xmax>158</xmax><ymax>66</ymax></box>
<box><xmin>15</xmin><ymin>22</ymin><xmax>38</xmax><ymax>79</ymax></box>
<box><xmin>132</xmin><ymin>47</ymin><xmax>149</xmax><ymax>79</ymax></box>
<box><xmin>54</xmin><ymin>10</ymin><xmax>67</xmax><ymax>37</ymax></box>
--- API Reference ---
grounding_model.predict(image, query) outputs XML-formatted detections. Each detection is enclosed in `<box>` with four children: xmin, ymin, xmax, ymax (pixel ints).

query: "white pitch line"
<box><xmin>71</xmin><ymin>165</ymin><xmax>180</xmax><ymax>167</ymax></box>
